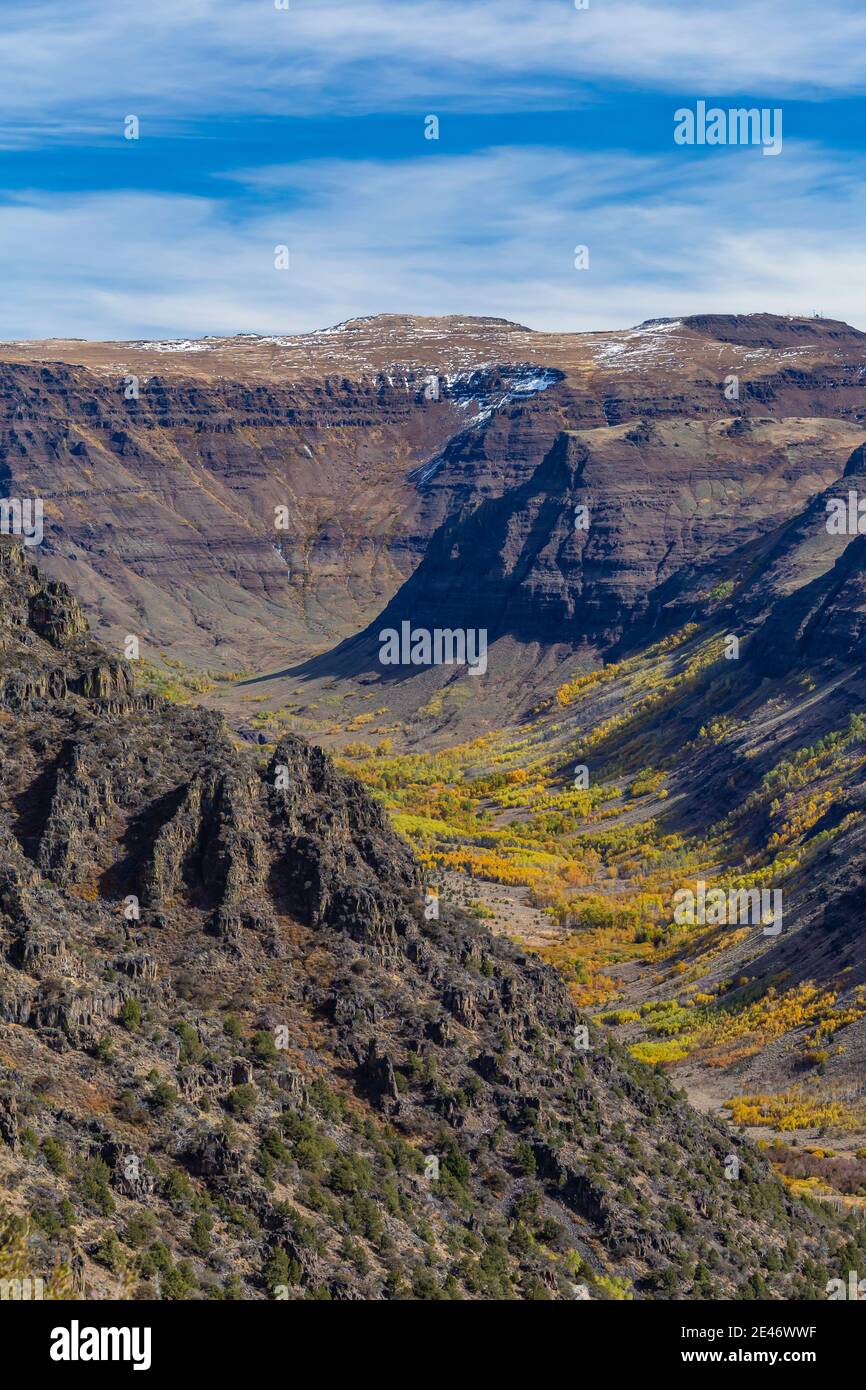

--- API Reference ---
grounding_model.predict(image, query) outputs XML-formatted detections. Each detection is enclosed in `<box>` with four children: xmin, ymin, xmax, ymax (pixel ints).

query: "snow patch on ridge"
<box><xmin>134</xmin><ymin>338</ymin><xmax>217</xmax><ymax>353</ymax></box>
<box><xmin>591</xmin><ymin>321</ymin><xmax>688</xmax><ymax>371</ymax></box>
<box><xmin>410</xmin><ymin>366</ymin><xmax>561</xmax><ymax>486</ymax></box>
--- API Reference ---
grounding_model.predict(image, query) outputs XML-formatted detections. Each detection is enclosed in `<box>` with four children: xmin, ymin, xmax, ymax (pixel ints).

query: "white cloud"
<box><xmin>1</xmin><ymin>143</ymin><xmax>865</xmax><ymax>339</ymax></box>
<box><xmin>2</xmin><ymin>0</ymin><xmax>866</xmax><ymax>140</ymax></box>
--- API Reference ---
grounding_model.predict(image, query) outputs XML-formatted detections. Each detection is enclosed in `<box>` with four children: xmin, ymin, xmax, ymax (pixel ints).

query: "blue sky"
<box><xmin>2</xmin><ymin>0</ymin><xmax>866</xmax><ymax>338</ymax></box>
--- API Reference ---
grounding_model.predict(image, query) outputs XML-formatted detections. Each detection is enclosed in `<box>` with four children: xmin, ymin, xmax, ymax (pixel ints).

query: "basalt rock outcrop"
<box><xmin>0</xmin><ymin>536</ymin><xmax>847</xmax><ymax>1300</ymax></box>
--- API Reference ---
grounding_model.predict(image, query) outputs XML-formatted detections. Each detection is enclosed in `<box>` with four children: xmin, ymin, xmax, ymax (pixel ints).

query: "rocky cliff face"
<box><xmin>4</xmin><ymin>312</ymin><xmax>866</xmax><ymax>692</ymax></box>
<box><xmin>306</xmin><ymin>416</ymin><xmax>866</xmax><ymax>713</ymax></box>
<box><xmin>0</xmin><ymin>356</ymin><xmax>564</xmax><ymax>672</ymax></box>
<box><xmin>0</xmin><ymin>361</ymin><xmax>463</xmax><ymax>669</ymax></box>
<box><xmin>0</xmin><ymin>535</ymin><xmax>849</xmax><ymax>1301</ymax></box>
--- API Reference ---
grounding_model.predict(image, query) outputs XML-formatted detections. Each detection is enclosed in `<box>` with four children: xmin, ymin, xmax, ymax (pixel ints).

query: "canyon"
<box><xmin>4</xmin><ymin>310</ymin><xmax>866</xmax><ymax>1299</ymax></box>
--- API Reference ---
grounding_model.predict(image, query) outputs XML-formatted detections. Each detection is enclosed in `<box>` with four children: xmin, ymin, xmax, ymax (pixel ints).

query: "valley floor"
<box><xmin>299</xmin><ymin>622</ymin><xmax>866</xmax><ymax>1215</ymax></box>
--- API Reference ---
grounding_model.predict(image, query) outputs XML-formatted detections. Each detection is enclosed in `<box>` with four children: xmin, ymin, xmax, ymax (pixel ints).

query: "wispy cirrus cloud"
<box><xmin>1</xmin><ymin>0</ymin><xmax>866</xmax><ymax>143</ymax></box>
<box><xmin>3</xmin><ymin>1</ymin><xmax>865</xmax><ymax>338</ymax></box>
<box><xmin>1</xmin><ymin>142</ymin><xmax>864</xmax><ymax>340</ymax></box>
